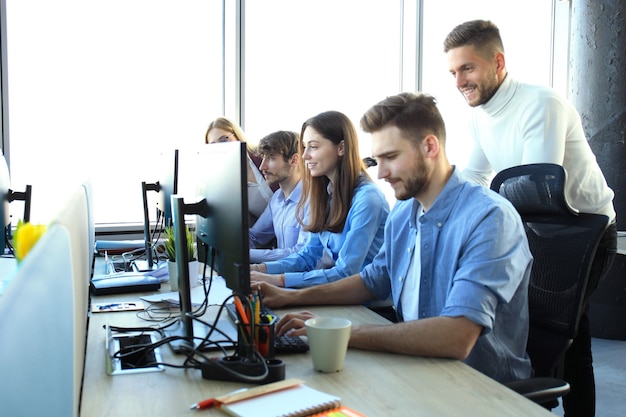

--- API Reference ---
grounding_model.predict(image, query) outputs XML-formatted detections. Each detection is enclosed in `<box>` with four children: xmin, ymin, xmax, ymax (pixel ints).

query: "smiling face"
<box><xmin>301</xmin><ymin>126</ymin><xmax>344</xmax><ymax>183</ymax></box>
<box><xmin>447</xmin><ymin>44</ymin><xmax>503</xmax><ymax>107</ymax></box>
<box><xmin>371</xmin><ymin>125</ymin><xmax>431</xmax><ymax>201</ymax></box>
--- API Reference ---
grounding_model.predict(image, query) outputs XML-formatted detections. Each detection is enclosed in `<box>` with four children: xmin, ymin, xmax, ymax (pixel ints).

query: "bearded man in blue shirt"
<box><xmin>256</xmin><ymin>92</ymin><xmax>533</xmax><ymax>383</ymax></box>
<box><xmin>249</xmin><ymin>130</ymin><xmax>307</xmax><ymax>263</ymax></box>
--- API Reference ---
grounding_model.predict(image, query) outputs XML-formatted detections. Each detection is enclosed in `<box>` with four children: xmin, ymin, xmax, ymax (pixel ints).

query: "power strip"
<box><xmin>200</xmin><ymin>355</ymin><xmax>285</xmax><ymax>384</ymax></box>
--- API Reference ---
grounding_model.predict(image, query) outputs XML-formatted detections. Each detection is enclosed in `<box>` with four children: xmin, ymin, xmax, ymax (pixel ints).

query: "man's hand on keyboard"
<box><xmin>275</xmin><ymin>311</ymin><xmax>316</xmax><ymax>337</ymax></box>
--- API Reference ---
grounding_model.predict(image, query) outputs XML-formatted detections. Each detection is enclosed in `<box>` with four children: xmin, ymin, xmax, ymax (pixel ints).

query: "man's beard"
<box><xmin>395</xmin><ymin>161</ymin><xmax>429</xmax><ymax>201</ymax></box>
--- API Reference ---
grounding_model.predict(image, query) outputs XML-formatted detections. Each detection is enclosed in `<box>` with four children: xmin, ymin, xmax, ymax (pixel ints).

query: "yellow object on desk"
<box><xmin>13</xmin><ymin>221</ymin><xmax>47</xmax><ymax>262</ymax></box>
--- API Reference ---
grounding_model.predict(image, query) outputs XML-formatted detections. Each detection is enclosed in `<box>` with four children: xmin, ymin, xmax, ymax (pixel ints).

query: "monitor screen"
<box><xmin>194</xmin><ymin>141</ymin><xmax>250</xmax><ymax>296</ymax></box>
<box><xmin>168</xmin><ymin>141</ymin><xmax>250</xmax><ymax>350</ymax></box>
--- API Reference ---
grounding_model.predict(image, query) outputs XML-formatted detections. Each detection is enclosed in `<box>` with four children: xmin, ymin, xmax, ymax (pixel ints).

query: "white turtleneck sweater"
<box><xmin>462</xmin><ymin>75</ymin><xmax>616</xmax><ymax>221</ymax></box>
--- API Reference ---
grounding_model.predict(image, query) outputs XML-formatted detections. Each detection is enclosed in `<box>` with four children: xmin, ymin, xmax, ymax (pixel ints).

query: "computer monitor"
<box><xmin>141</xmin><ymin>149</ymin><xmax>179</xmax><ymax>269</ymax></box>
<box><xmin>1</xmin><ymin>154</ymin><xmax>10</xmax><ymax>254</ymax></box>
<box><xmin>194</xmin><ymin>142</ymin><xmax>250</xmax><ymax>296</ymax></box>
<box><xmin>169</xmin><ymin>141</ymin><xmax>250</xmax><ymax>350</ymax></box>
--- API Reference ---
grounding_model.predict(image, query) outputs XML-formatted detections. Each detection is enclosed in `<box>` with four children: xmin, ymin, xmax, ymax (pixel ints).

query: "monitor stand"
<box><xmin>165</xmin><ymin>316</ymin><xmax>238</xmax><ymax>354</ymax></box>
<box><xmin>132</xmin><ymin>259</ymin><xmax>161</xmax><ymax>272</ymax></box>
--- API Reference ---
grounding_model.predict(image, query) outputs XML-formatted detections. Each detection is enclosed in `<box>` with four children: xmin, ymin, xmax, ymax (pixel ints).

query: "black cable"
<box><xmin>190</xmin><ymin>246</ymin><xmax>216</xmax><ymax>318</ymax></box>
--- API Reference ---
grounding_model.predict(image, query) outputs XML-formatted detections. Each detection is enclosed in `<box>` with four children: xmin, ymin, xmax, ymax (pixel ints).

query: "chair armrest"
<box><xmin>504</xmin><ymin>377</ymin><xmax>570</xmax><ymax>405</ymax></box>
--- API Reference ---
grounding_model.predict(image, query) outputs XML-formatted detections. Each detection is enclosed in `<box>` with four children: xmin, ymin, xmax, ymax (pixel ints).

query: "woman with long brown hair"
<box><xmin>250</xmin><ymin>110</ymin><xmax>389</xmax><ymax>288</ymax></box>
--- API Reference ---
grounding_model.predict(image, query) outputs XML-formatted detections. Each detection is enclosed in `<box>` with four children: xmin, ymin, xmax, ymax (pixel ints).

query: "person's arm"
<box><xmin>257</xmin><ymin>274</ymin><xmax>372</xmax><ymax>310</ymax></box>
<box><xmin>460</xmin><ymin>140</ymin><xmax>493</xmax><ymax>187</ymax></box>
<box><xmin>249</xmin><ymin>200</ymin><xmax>276</xmax><ymax>250</ymax></box>
<box><xmin>518</xmin><ymin>94</ymin><xmax>567</xmax><ymax>165</ymax></box>
<box><xmin>250</xmin><ymin>212</ymin><xmax>307</xmax><ymax>263</ymax></box>
<box><xmin>349</xmin><ymin>316</ymin><xmax>482</xmax><ymax>360</ymax></box>
<box><xmin>273</xmin><ymin>305</ymin><xmax>482</xmax><ymax>360</ymax></box>
<box><xmin>277</xmin><ymin>185</ymin><xmax>388</xmax><ymax>288</ymax></box>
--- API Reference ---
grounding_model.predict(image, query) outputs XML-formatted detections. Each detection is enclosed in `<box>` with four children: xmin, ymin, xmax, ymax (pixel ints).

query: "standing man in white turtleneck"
<box><xmin>444</xmin><ymin>19</ymin><xmax>617</xmax><ymax>417</ymax></box>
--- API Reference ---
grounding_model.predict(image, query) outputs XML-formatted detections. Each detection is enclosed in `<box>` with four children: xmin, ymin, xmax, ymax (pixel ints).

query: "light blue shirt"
<box><xmin>266</xmin><ymin>178</ymin><xmax>389</xmax><ymax>288</ymax></box>
<box><xmin>249</xmin><ymin>181</ymin><xmax>306</xmax><ymax>263</ymax></box>
<box><xmin>361</xmin><ymin>168</ymin><xmax>533</xmax><ymax>383</ymax></box>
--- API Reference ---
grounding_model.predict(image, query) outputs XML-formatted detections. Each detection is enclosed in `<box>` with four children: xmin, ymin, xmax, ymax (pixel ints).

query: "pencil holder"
<box><xmin>255</xmin><ymin>316</ymin><xmax>276</xmax><ymax>358</ymax></box>
<box><xmin>236</xmin><ymin>315</ymin><xmax>276</xmax><ymax>359</ymax></box>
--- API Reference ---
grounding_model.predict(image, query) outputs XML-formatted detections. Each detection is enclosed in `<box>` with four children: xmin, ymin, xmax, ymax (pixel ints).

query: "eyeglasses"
<box><xmin>214</xmin><ymin>133</ymin><xmax>235</xmax><ymax>143</ymax></box>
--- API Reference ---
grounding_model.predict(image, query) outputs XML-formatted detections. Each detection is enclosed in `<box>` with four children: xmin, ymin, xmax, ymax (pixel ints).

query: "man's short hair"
<box><xmin>443</xmin><ymin>19</ymin><xmax>504</xmax><ymax>59</ymax></box>
<box><xmin>360</xmin><ymin>92</ymin><xmax>446</xmax><ymax>147</ymax></box>
<box><xmin>257</xmin><ymin>131</ymin><xmax>300</xmax><ymax>162</ymax></box>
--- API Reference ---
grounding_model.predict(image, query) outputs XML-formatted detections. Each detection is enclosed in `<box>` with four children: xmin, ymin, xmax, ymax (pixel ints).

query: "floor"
<box><xmin>552</xmin><ymin>337</ymin><xmax>626</xmax><ymax>416</ymax></box>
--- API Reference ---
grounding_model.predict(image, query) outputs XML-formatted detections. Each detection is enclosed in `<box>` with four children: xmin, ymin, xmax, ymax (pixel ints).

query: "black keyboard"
<box><xmin>274</xmin><ymin>334</ymin><xmax>309</xmax><ymax>353</ymax></box>
<box><xmin>224</xmin><ymin>303</ymin><xmax>309</xmax><ymax>354</ymax></box>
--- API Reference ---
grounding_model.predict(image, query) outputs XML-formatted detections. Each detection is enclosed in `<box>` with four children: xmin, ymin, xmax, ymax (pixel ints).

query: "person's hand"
<box><xmin>252</xmin><ymin>281</ymin><xmax>290</xmax><ymax>308</ymax></box>
<box><xmin>251</xmin><ymin>270</ymin><xmax>285</xmax><ymax>287</ymax></box>
<box><xmin>250</xmin><ymin>263</ymin><xmax>267</xmax><ymax>273</ymax></box>
<box><xmin>275</xmin><ymin>311</ymin><xmax>316</xmax><ymax>337</ymax></box>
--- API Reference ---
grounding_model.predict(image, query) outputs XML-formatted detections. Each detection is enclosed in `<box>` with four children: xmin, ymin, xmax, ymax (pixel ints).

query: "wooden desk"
<box><xmin>81</xmin><ymin>284</ymin><xmax>552</xmax><ymax>416</ymax></box>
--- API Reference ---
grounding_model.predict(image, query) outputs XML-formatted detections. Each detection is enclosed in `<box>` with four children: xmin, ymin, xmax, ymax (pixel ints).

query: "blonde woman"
<box><xmin>205</xmin><ymin>117</ymin><xmax>277</xmax><ymax>225</ymax></box>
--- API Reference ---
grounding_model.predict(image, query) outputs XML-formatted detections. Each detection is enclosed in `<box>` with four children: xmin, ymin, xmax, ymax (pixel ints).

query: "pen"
<box><xmin>258</xmin><ymin>286</ymin><xmax>266</xmax><ymax>312</ymax></box>
<box><xmin>189</xmin><ymin>397</ymin><xmax>215</xmax><ymax>410</ymax></box>
<box><xmin>189</xmin><ymin>387</ymin><xmax>249</xmax><ymax>410</ymax></box>
<box><xmin>97</xmin><ymin>302</ymin><xmax>137</xmax><ymax>310</ymax></box>
<box><xmin>233</xmin><ymin>296</ymin><xmax>250</xmax><ymax>325</ymax></box>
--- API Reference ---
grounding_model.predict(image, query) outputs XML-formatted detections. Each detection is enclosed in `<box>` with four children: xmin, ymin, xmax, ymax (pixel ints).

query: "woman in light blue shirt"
<box><xmin>250</xmin><ymin>111</ymin><xmax>389</xmax><ymax>288</ymax></box>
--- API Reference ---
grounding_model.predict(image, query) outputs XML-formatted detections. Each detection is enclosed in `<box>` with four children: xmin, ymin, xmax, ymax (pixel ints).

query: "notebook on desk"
<box><xmin>211</xmin><ymin>379</ymin><xmax>367</xmax><ymax>417</ymax></box>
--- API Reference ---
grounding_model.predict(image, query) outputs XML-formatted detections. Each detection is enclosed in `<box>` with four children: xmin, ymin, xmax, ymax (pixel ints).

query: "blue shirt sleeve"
<box><xmin>266</xmin><ymin>182</ymin><xmax>389</xmax><ymax>288</ymax></box>
<box><xmin>249</xmin><ymin>196</ymin><xmax>277</xmax><ymax>249</ymax></box>
<box><xmin>249</xmin><ymin>184</ymin><xmax>307</xmax><ymax>263</ymax></box>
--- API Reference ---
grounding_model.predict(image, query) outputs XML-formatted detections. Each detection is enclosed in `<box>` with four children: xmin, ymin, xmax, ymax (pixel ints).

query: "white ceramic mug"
<box><xmin>305</xmin><ymin>317</ymin><xmax>352</xmax><ymax>372</ymax></box>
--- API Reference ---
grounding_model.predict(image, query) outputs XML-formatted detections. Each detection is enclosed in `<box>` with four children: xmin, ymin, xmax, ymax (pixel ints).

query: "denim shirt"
<box><xmin>249</xmin><ymin>181</ymin><xmax>306</xmax><ymax>263</ymax></box>
<box><xmin>266</xmin><ymin>178</ymin><xmax>389</xmax><ymax>288</ymax></box>
<box><xmin>361</xmin><ymin>168</ymin><xmax>532</xmax><ymax>383</ymax></box>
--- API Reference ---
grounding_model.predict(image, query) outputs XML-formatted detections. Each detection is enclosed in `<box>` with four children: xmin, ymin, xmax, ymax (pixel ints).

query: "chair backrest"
<box><xmin>490</xmin><ymin>163</ymin><xmax>609</xmax><ymax>377</ymax></box>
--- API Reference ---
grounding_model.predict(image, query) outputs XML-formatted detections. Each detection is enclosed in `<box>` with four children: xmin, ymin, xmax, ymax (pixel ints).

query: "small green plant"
<box><xmin>163</xmin><ymin>225</ymin><xmax>196</xmax><ymax>262</ymax></box>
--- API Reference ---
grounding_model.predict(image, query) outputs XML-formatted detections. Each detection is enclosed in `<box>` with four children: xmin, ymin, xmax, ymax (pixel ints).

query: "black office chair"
<box><xmin>490</xmin><ymin>163</ymin><xmax>610</xmax><ymax>408</ymax></box>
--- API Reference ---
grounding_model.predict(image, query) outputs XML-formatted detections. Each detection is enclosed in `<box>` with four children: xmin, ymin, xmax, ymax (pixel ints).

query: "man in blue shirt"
<box><xmin>257</xmin><ymin>92</ymin><xmax>533</xmax><ymax>383</ymax></box>
<box><xmin>249</xmin><ymin>131</ymin><xmax>307</xmax><ymax>263</ymax></box>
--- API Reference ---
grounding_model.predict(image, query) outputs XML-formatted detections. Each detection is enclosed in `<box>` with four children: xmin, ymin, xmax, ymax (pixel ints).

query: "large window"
<box><xmin>420</xmin><ymin>0</ymin><xmax>557</xmax><ymax>169</ymax></box>
<box><xmin>242</xmin><ymin>0</ymin><xmax>404</xmax><ymax>204</ymax></box>
<box><xmin>5</xmin><ymin>0</ymin><xmax>222</xmax><ymax>226</ymax></box>
<box><xmin>2</xmin><ymin>0</ymin><xmax>565</xmax><ymax>228</ymax></box>
<box><xmin>243</xmin><ymin>0</ymin><xmax>403</xmax><ymax>149</ymax></box>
